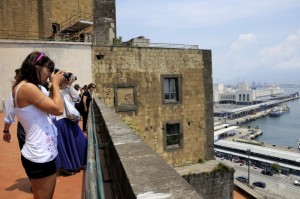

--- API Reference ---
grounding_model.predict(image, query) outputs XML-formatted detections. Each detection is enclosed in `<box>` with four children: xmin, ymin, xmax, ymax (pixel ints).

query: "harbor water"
<box><xmin>240</xmin><ymin>87</ymin><xmax>300</xmax><ymax>148</ymax></box>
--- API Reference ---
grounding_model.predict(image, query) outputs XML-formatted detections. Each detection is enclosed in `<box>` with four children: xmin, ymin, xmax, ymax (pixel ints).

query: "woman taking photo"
<box><xmin>12</xmin><ymin>51</ymin><xmax>64</xmax><ymax>199</ymax></box>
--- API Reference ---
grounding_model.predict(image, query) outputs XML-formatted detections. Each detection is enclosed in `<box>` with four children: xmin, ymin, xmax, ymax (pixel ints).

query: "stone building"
<box><xmin>92</xmin><ymin>43</ymin><xmax>214</xmax><ymax>166</ymax></box>
<box><xmin>0</xmin><ymin>0</ymin><xmax>94</xmax><ymax>41</ymax></box>
<box><xmin>0</xmin><ymin>0</ymin><xmax>214</xmax><ymax>166</ymax></box>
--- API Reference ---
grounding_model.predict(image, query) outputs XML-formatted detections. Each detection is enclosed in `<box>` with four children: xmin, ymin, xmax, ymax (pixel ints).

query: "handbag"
<box><xmin>64</xmin><ymin>95</ymin><xmax>81</xmax><ymax>122</ymax></box>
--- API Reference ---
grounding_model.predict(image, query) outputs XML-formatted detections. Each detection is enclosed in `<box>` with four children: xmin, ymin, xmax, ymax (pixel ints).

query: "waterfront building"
<box><xmin>215</xmin><ymin>139</ymin><xmax>300</xmax><ymax>175</ymax></box>
<box><xmin>214</xmin><ymin>83</ymin><xmax>285</xmax><ymax>104</ymax></box>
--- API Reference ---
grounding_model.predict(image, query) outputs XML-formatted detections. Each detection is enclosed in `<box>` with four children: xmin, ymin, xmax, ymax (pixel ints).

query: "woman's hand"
<box><xmin>3</xmin><ymin>133</ymin><xmax>11</xmax><ymax>143</ymax></box>
<box><xmin>50</xmin><ymin>70</ymin><xmax>64</xmax><ymax>86</ymax></box>
<box><xmin>69</xmin><ymin>75</ymin><xmax>76</xmax><ymax>84</ymax></box>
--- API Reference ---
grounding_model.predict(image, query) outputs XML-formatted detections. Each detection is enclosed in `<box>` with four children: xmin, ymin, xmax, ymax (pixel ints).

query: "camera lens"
<box><xmin>54</xmin><ymin>68</ymin><xmax>59</xmax><ymax>74</ymax></box>
<box><xmin>63</xmin><ymin>72</ymin><xmax>71</xmax><ymax>80</ymax></box>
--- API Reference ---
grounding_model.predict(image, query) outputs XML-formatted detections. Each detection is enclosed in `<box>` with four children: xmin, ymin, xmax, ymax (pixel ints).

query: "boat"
<box><xmin>269</xmin><ymin>105</ymin><xmax>290</xmax><ymax>117</ymax></box>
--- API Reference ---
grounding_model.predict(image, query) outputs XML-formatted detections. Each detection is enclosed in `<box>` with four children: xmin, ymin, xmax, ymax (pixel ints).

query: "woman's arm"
<box><xmin>15</xmin><ymin>72</ymin><xmax>64</xmax><ymax>116</ymax></box>
<box><xmin>83</xmin><ymin>95</ymin><xmax>88</xmax><ymax>112</ymax></box>
<box><xmin>69</xmin><ymin>86</ymin><xmax>80</xmax><ymax>101</ymax></box>
<box><xmin>16</xmin><ymin>83</ymin><xmax>63</xmax><ymax>116</ymax></box>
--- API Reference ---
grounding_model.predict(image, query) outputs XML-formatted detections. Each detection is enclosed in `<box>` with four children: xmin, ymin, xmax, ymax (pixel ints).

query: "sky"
<box><xmin>116</xmin><ymin>0</ymin><xmax>300</xmax><ymax>85</ymax></box>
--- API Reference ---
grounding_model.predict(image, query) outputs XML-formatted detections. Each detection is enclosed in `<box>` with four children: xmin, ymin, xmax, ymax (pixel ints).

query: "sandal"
<box><xmin>60</xmin><ymin>169</ymin><xmax>75</xmax><ymax>176</ymax></box>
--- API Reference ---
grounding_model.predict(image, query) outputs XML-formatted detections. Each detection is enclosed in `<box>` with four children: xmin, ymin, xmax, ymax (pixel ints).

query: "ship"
<box><xmin>269</xmin><ymin>105</ymin><xmax>290</xmax><ymax>117</ymax></box>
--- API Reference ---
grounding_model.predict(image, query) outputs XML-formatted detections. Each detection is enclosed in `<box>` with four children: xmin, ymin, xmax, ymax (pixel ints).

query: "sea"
<box><xmin>240</xmin><ymin>87</ymin><xmax>300</xmax><ymax>148</ymax></box>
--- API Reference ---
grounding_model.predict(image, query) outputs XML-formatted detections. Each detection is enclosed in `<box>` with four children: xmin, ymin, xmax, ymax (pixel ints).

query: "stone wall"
<box><xmin>92</xmin><ymin>46</ymin><xmax>214</xmax><ymax>166</ymax></box>
<box><xmin>175</xmin><ymin>161</ymin><xmax>234</xmax><ymax>199</ymax></box>
<box><xmin>0</xmin><ymin>0</ymin><xmax>40</xmax><ymax>39</ymax></box>
<box><xmin>0</xmin><ymin>39</ymin><xmax>93</xmax><ymax>111</ymax></box>
<box><xmin>52</xmin><ymin>0</ymin><xmax>92</xmax><ymax>24</ymax></box>
<box><xmin>93</xmin><ymin>0</ymin><xmax>116</xmax><ymax>43</ymax></box>
<box><xmin>92</xmin><ymin>97</ymin><xmax>203</xmax><ymax>198</ymax></box>
<box><xmin>0</xmin><ymin>0</ymin><xmax>93</xmax><ymax>39</ymax></box>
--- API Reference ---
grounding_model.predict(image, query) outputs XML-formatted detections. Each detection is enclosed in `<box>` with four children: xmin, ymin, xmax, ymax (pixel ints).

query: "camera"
<box><xmin>63</xmin><ymin>72</ymin><xmax>77</xmax><ymax>81</ymax></box>
<box><xmin>53</xmin><ymin>68</ymin><xmax>77</xmax><ymax>81</ymax></box>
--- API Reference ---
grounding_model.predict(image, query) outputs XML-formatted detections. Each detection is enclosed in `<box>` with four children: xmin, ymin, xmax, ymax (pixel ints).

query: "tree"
<box><xmin>270</xmin><ymin>163</ymin><xmax>280</xmax><ymax>174</ymax></box>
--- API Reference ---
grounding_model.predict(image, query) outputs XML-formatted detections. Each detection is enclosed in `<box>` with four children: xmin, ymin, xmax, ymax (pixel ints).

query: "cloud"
<box><xmin>116</xmin><ymin>0</ymin><xmax>300</xmax><ymax>83</ymax></box>
<box><xmin>260</xmin><ymin>30</ymin><xmax>300</xmax><ymax>69</ymax></box>
<box><xmin>117</xmin><ymin>0</ymin><xmax>300</xmax><ymax>29</ymax></box>
<box><xmin>215</xmin><ymin>29</ymin><xmax>300</xmax><ymax>82</ymax></box>
<box><xmin>230</xmin><ymin>33</ymin><xmax>257</xmax><ymax>51</ymax></box>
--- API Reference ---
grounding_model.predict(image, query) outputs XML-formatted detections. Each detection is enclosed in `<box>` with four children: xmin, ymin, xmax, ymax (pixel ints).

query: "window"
<box><xmin>161</xmin><ymin>75</ymin><xmax>181</xmax><ymax>104</ymax></box>
<box><xmin>52</xmin><ymin>23</ymin><xmax>60</xmax><ymax>34</ymax></box>
<box><xmin>164</xmin><ymin>121</ymin><xmax>183</xmax><ymax>150</ymax></box>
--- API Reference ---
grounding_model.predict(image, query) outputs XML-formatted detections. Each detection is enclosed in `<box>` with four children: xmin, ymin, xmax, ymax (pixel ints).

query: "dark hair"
<box><xmin>82</xmin><ymin>85</ymin><xmax>87</xmax><ymax>90</ymax></box>
<box><xmin>74</xmin><ymin>84</ymin><xmax>80</xmax><ymax>90</ymax></box>
<box><xmin>13</xmin><ymin>51</ymin><xmax>55</xmax><ymax>89</ymax></box>
<box><xmin>88</xmin><ymin>83</ymin><xmax>96</xmax><ymax>89</ymax></box>
<box><xmin>15</xmin><ymin>68</ymin><xmax>20</xmax><ymax>75</ymax></box>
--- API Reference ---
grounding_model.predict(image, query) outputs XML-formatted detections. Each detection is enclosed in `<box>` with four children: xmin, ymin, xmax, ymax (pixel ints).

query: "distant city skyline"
<box><xmin>116</xmin><ymin>0</ymin><xmax>300</xmax><ymax>84</ymax></box>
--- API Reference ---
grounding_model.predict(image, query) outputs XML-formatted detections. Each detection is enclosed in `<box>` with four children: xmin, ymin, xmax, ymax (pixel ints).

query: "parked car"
<box><xmin>228</xmin><ymin>131</ymin><xmax>236</xmax><ymax>136</ymax></box>
<box><xmin>236</xmin><ymin>176</ymin><xmax>248</xmax><ymax>183</ymax></box>
<box><xmin>295</xmin><ymin>180</ymin><xmax>300</xmax><ymax>186</ymax></box>
<box><xmin>281</xmin><ymin>170</ymin><xmax>290</xmax><ymax>176</ymax></box>
<box><xmin>253</xmin><ymin>181</ymin><xmax>266</xmax><ymax>188</ymax></box>
<box><xmin>261</xmin><ymin>169</ymin><xmax>273</xmax><ymax>176</ymax></box>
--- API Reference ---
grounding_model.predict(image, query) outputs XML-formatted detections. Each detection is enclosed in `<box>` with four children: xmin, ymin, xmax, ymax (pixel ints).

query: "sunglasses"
<box><xmin>46</xmin><ymin>66</ymin><xmax>54</xmax><ymax>73</ymax></box>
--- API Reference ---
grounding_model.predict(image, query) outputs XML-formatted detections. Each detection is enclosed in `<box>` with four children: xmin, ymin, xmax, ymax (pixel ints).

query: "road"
<box><xmin>218</xmin><ymin>158</ymin><xmax>300</xmax><ymax>199</ymax></box>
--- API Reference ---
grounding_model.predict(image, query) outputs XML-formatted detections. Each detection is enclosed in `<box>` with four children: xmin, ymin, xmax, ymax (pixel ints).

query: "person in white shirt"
<box><xmin>11</xmin><ymin>51</ymin><xmax>64</xmax><ymax>199</ymax></box>
<box><xmin>3</xmin><ymin>68</ymin><xmax>49</xmax><ymax>149</ymax></box>
<box><xmin>54</xmin><ymin>74</ymin><xmax>87</xmax><ymax>175</ymax></box>
<box><xmin>73</xmin><ymin>83</ymin><xmax>82</xmax><ymax>113</ymax></box>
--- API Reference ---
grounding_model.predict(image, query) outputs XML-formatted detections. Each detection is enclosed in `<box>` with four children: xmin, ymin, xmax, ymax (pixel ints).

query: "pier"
<box><xmin>215</xmin><ymin>96</ymin><xmax>300</xmax><ymax>125</ymax></box>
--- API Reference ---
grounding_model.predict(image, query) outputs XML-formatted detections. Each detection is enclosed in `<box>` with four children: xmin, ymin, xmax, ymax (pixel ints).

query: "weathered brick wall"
<box><xmin>93</xmin><ymin>0</ymin><xmax>116</xmax><ymax>43</ymax></box>
<box><xmin>0</xmin><ymin>40</ymin><xmax>93</xmax><ymax>111</ymax></box>
<box><xmin>0</xmin><ymin>0</ymin><xmax>93</xmax><ymax>39</ymax></box>
<box><xmin>92</xmin><ymin>97</ymin><xmax>203</xmax><ymax>199</ymax></box>
<box><xmin>92</xmin><ymin>46</ymin><xmax>214</xmax><ymax>166</ymax></box>
<box><xmin>175</xmin><ymin>161</ymin><xmax>234</xmax><ymax>199</ymax></box>
<box><xmin>183</xmin><ymin>170</ymin><xmax>234</xmax><ymax>199</ymax></box>
<box><xmin>0</xmin><ymin>0</ymin><xmax>40</xmax><ymax>38</ymax></box>
<box><xmin>51</xmin><ymin>0</ymin><xmax>92</xmax><ymax>24</ymax></box>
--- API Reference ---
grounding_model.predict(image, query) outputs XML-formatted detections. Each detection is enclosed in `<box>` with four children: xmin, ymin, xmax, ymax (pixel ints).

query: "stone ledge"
<box><xmin>95</xmin><ymin>97</ymin><xmax>203</xmax><ymax>199</ymax></box>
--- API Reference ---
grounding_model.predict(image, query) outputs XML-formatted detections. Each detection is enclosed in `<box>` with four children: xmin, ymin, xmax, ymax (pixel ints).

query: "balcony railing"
<box><xmin>86</xmin><ymin>100</ymin><xmax>105</xmax><ymax>199</ymax></box>
<box><xmin>0</xmin><ymin>30</ymin><xmax>199</xmax><ymax>49</ymax></box>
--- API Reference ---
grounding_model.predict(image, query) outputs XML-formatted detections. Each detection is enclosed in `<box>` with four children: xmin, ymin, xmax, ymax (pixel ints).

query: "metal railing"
<box><xmin>60</xmin><ymin>11</ymin><xmax>93</xmax><ymax>33</ymax></box>
<box><xmin>85</xmin><ymin>100</ymin><xmax>105</xmax><ymax>199</ymax></box>
<box><xmin>93</xmin><ymin>36</ymin><xmax>199</xmax><ymax>49</ymax></box>
<box><xmin>0</xmin><ymin>29</ymin><xmax>93</xmax><ymax>42</ymax></box>
<box><xmin>0</xmin><ymin>29</ymin><xmax>199</xmax><ymax>49</ymax></box>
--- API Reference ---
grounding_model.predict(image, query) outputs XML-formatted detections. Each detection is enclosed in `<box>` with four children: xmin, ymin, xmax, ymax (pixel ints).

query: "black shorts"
<box><xmin>21</xmin><ymin>155</ymin><xmax>57</xmax><ymax>179</ymax></box>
